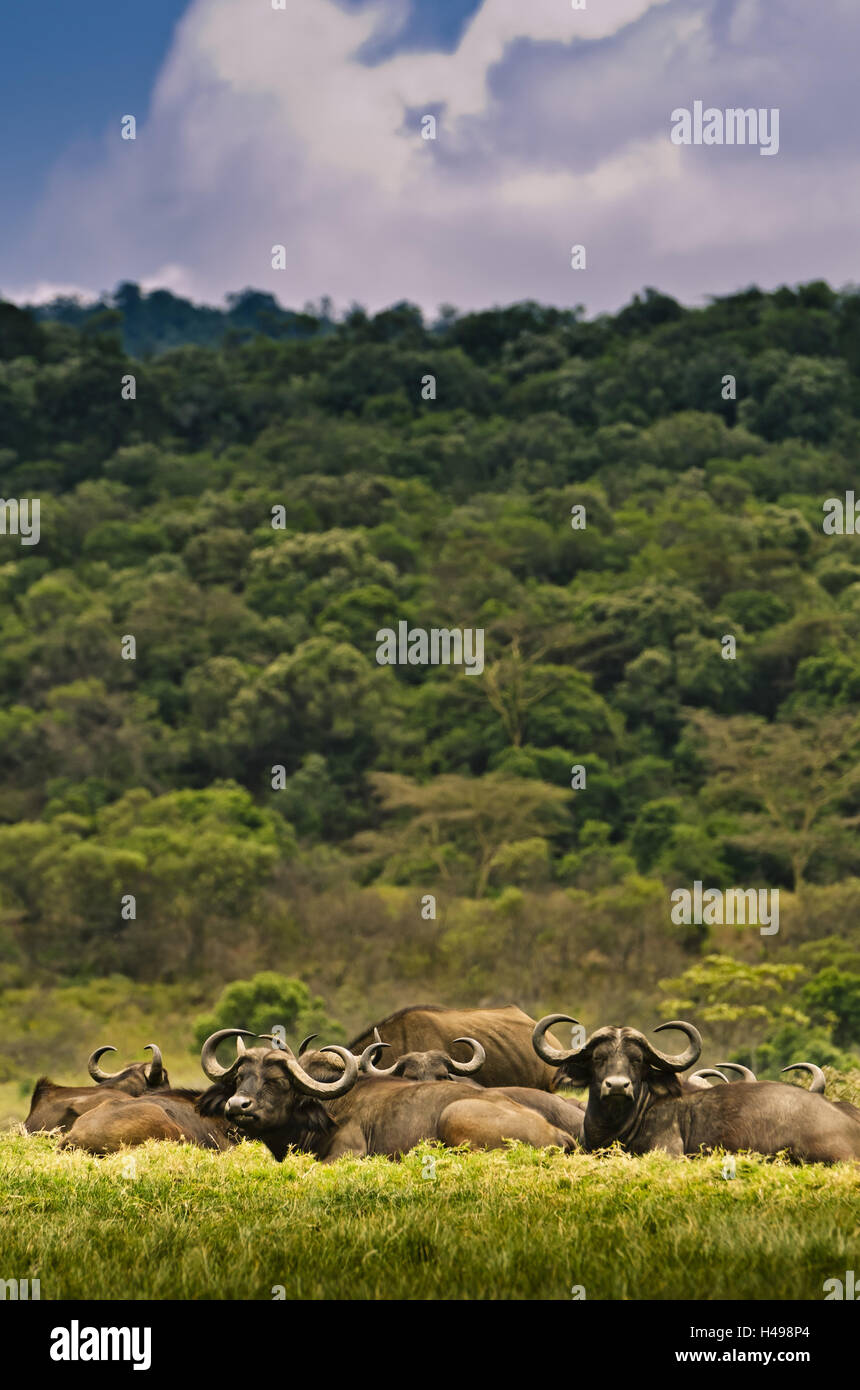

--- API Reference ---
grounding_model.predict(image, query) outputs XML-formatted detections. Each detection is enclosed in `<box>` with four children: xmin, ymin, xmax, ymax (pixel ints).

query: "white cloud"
<box><xmin>139</xmin><ymin>263</ymin><xmax>200</xmax><ymax>297</ymax></box>
<box><xmin>12</xmin><ymin>0</ymin><xmax>860</xmax><ymax>314</ymax></box>
<box><xmin>7</xmin><ymin>281</ymin><xmax>97</xmax><ymax>306</ymax></box>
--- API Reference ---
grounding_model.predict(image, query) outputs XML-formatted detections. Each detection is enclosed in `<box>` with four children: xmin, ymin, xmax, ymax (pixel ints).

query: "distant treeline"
<box><xmin>0</xmin><ymin>279</ymin><xmax>858</xmax><ymax>1075</ymax></box>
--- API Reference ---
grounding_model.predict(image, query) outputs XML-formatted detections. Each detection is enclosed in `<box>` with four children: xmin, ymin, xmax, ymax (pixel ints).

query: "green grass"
<box><xmin>2</xmin><ymin>1133</ymin><xmax>858</xmax><ymax>1300</ymax></box>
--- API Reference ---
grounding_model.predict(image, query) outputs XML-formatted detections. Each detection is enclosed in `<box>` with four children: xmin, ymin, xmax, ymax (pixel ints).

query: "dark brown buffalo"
<box><xmin>716</xmin><ymin>1060</ymin><xmax>860</xmax><ymax>1124</ymax></box>
<box><xmin>350</xmin><ymin>1005</ymin><xmax>565</xmax><ymax>1090</ymax></box>
<box><xmin>24</xmin><ymin>1045</ymin><xmax>170</xmax><ymax>1134</ymax></box>
<box><xmin>359</xmin><ymin>1035</ymin><xmax>584</xmax><ymax>1143</ymax></box>
<box><xmin>198</xmin><ymin>1029</ymin><xmax>575</xmax><ymax>1161</ymax></box>
<box><xmin>533</xmin><ymin>1015</ymin><xmax>860</xmax><ymax>1163</ymax></box>
<box><xmin>782</xmin><ymin>1062</ymin><xmax>860</xmax><ymax>1123</ymax></box>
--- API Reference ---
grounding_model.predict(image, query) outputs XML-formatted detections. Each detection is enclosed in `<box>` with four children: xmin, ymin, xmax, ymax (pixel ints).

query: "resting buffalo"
<box><xmin>359</xmin><ymin>1035</ymin><xmax>584</xmax><ymax>1142</ymax></box>
<box><xmin>350</xmin><ymin>1005</ymin><xmax>565</xmax><ymax>1090</ymax></box>
<box><xmin>533</xmin><ymin>1015</ymin><xmax>860</xmax><ymax>1164</ymax></box>
<box><xmin>59</xmin><ymin>1090</ymin><xmax>235</xmax><ymax>1154</ymax></box>
<box><xmin>56</xmin><ymin>1038</ymin><xmax>259</xmax><ymax>1154</ymax></box>
<box><xmin>715</xmin><ymin>1060</ymin><xmax>859</xmax><ymax>1123</ymax></box>
<box><xmin>198</xmin><ymin>1029</ymin><xmax>576</xmax><ymax>1160</ymax></box>
<box><xmin>25</xmin><ymin>1044</ymin><xmax>170</xmax><ymax>1134</ymax></box>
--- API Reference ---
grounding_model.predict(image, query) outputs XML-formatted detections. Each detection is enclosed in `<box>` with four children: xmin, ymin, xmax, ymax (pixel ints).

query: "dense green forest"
<box><xmin>1</xmin><ymin>279</ymin><xmax>860</xmax><ymax>1083</ymax></box>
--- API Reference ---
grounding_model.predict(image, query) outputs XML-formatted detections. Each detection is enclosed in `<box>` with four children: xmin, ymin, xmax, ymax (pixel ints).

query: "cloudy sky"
<box><xmin>2</xmin><ymin>0</ymin><xmax>857</xmax><ymax>316</ymax></box>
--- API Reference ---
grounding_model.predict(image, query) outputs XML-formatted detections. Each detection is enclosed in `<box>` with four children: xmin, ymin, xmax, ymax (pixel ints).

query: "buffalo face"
<box><xmin>533</xmin><ymin>1015</ymin><xmax>701</xmax><ymax>1146</ymax></box>
<box><xmin>198</xmin><ymin>1029</ymin><xmax>358</xmax><ymax>1137</ymax></box>
<box><xmin>590</xmin><ymin>1034</ymin><xmax>648</xmax><ymax>1108</ymax></box>
<box><xmin>223</xmin><ymin>1054</ymin><xmax>300</xmax><ymax>1131</ymax></box>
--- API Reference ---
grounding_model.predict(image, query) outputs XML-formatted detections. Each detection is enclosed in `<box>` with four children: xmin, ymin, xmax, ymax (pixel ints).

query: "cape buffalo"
<box><xmin>533</xmin><ymin>1015</ymin><xmax>860</xmax><ymax>1164</ymax></box>
<box><xmin>349</xmin><ymin>1005</ymin><xmax>564</xmax><ymax>1090</ymax></box>
<box><xmin>359</xmin><ymin>1035</ymin><xmax>584</xmax><ymax>1142</ymax></box>
<box><xmin>24</xmin><ymin>1044</ymin><xmax>171</xmax><ymax>1134</ymax></box>
<box><xmin>712</xmin><ymin>1060</ymin><xmax>859</xmax><ymax>1124</ymax></box>
<box><xmin>198</xmin><ymin>1029</ymin><xmax>576</xmax><ymax>1161</ymax></box>
<box><xmin>55</xmin><ymin>1038</ymin><xmax>258</xmax><ymax>1153</ymax></box>
<box><xmin>717</xmin><ymin>1060</ymin><xmax>860</xmax><ymax>1124</ymax></box>
<box><xmin>59</xmin><ymin>1090</ymin><xmax>235</xmax><ymax>1154</ymax></box>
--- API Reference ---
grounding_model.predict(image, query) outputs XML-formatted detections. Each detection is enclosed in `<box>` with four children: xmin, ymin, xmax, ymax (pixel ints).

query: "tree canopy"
<box><xmin>2</xmin><ymin>279</ymin><xmax>860</xmax><ymax>1068</ymax></box>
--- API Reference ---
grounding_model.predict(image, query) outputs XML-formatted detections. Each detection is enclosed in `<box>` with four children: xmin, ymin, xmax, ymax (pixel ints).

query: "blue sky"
<box><xmin>1</xmin><ymin>3</ymin><xmax>185</xmax><ymax>239</ymax></box>
<box><xmin>0</xmin><ymin>1</ymin><xmax>478</xmax><ymax>254</ymax></box>
<box><xmin>2</xmin><ymin>0</ymin><xmax>858</xmax><ymax>314</ymax></box>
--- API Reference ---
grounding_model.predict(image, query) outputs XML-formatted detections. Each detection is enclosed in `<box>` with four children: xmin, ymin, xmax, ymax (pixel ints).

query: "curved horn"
<box><xmin>88</xmin><ymin>1045</ymin><xmax>123</xmax><ymax>1084</ymax></box>
<box><xmin>782</xmin><ymin>1062</ymin><xmax>826</xmax><ymax>1094</ymax></box>
<box><xmin>690</xmin><ymin>1068</ymin><xmax>729</xmax><ymax>1085</ymax></box>
<box><xmin>715</xmin><ymin>1062</ymin><xmax>757</xmax><ymax>1082</ymax></box>
<box><xmin>358</xmin><ymin>1039</ymin><xmax>398</xmax><ymax>1078</ymax></box>
<box><xmin>532</xmin><ymin>1014</ymin><xmax>584</xmax><ymax>1066</ymax></box>
<box><xmin>143</xmin><ymin>1043</ymin><xmax>164</xmax><ymax>1086</ymax></box>
<box><xmin>200</xmin><ymin>1028</ymin><xmax>258</xmax><ymax>1081</ymax></box>
<box><xmin>448</xmin><ymin>1037</ymin><xmax>486</xmax><ymax>1076</ymax></box>
<box><xmin>648</xmin><ymin>1020</ymin><xmax>702</xmax><ymax>1072</ymax></box>
<box><xmin>279</xmin><ymin>1044</ymin><xmax>359</xmax><ymax>1098</ymax></box>
<box><xmin>298</xmin><ymin>1034</ymin><xmax>318</xmax><ymax>1056</ymax></box>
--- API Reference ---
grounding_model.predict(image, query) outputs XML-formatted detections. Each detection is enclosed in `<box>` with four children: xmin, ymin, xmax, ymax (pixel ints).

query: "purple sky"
<box><xmin>5</xmin><ymin>0</ymin><xmax>859</xmax><ymax>315</ymax></box>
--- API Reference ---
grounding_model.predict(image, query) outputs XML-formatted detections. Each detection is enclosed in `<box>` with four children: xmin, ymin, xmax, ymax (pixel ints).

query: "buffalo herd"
<box><xmin>20</xmin><ymin>1004</ymin><xmax>860</xmax><ymax>1165</ymax></box>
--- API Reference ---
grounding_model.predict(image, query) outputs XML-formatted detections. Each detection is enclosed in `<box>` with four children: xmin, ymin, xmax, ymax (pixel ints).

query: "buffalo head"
<box><xmin>197</xmin><ymin>1028</ymin><xmax>358</xmax><ymax>1142</ymax></box>
<box><xmin>533</xmin><ymin>1015</ymin><xmax>701</xmax><ymax>1146</ymax></box>
<box><xmin>87</xmin><ymin>1043</ymin><xmax>169</xmax><ymax>1094</ymax></box>
<box><xmin>359</xmin><ymin>1028</ymin><xmax>486</xmax><ymax>1081</ymax></box>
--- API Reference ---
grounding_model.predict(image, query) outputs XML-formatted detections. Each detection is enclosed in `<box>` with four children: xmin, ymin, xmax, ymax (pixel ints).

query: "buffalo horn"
<box><xmin>279</xmin><ymin>1044</ymin><xmax>359</xmax><ymax>1098</ymax></box>
<box><xmin>715</xmin><ymin>1062</ymin><xmax>757</xmax><ymax>1082</ymax></box>
<box><xmin>648</xmin><ymin>1020</ymin><xmax>702</xmax><ymax>1071</ymax></box>
<box><xmin>532</xmin><ymin>1014</ymin><xmax>584</xmax><ymax>1065</ymax></box>
<box><xmin>358</xmin><ymin>1034</ymin><xmax>398</xmax><ymax>1077</ymax></box>
<box><xmin>448</xmin><ymin>1037</ymin><xmax>486</xmax><ymax>1076</ymax></box>
<box><xmin>782</xmin><ymin>1062</ymin><xmax>826</xmax><ymax>1094</ymax></box>
<box><xmin>143</xmin><ymin>1043</ymin><xmax>164</xmax><ymax>1086</ymax></box>
<box><xmin>200</xmin><ymin>1028</ymin><xmax>258</xmax><ymax>1080</ymax></box>
<box><xmin>87</xmin><ymin>1045</ymin><xmax>123</xmax><ymax>1084</ymax></box>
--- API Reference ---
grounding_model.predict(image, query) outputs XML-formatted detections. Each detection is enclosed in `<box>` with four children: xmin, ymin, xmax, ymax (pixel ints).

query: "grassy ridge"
<box><xmin>2</xmin><ymin>1135</ymin><xmax>858</xmax><ymax>1301</ymax></box>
